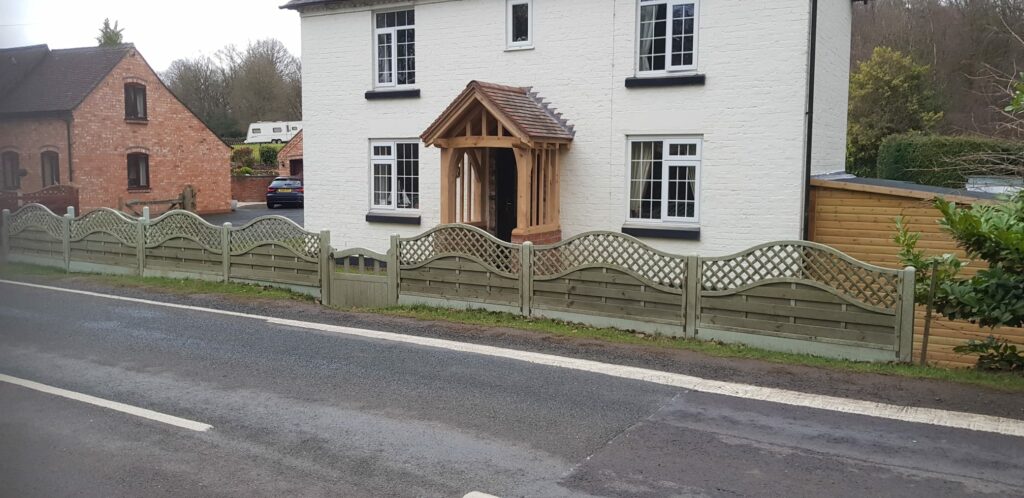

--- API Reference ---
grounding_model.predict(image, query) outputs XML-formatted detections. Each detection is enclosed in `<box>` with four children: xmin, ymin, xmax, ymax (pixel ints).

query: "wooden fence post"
<box><xmin>222</xmin><ymin>223</ymin><xmax>232</xmax><ymax>283</ymax></box>
<box><xmin>62</xmin><ymin>208</ymin><xmax>72</xmax><ymax>272</ymax></box>
<box><xmin>520</xmin><ymin>241</ymin><xmax>533</xmax><ymax>317</ymax></box>
<box><xmin>388</xmin><ymin>234</ymin><xmax>400</xmax><ymax>305</ymax></box>
<box><xmin>684</xmin><ymin>256</ymin><xmax>699</xmax><ymax>338</ymax></box>
<box><xmin>136</xmin><ymin>207</ymin><xmax>149</xmax><ymax>277</ymax></box>
<box><xmin>919</xmin><ymin>260</ymin><xmax>940</xmax><ymax>366</ymax></box>
<box><xmin>319</xmin><ymin>230</ymin><xmax>331</xmax><ymax>305</ymax></box>
<box><xmin>897</xmin><ymin>266</ymin><xmax>917</xmax><ymax>363</ymax></box>
<box><xmin>1</xmin><ymin>209</ymin><xmax>10</xmax><ymax>264</ymax></box>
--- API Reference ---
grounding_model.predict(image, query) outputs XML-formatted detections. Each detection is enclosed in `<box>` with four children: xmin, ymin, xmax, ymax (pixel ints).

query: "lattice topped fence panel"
<box><xmin>146</xmin><ymin>211</ymin><xmax>221</xmax><ymax>252</ymax></box>
<box><xmin>533</xmin><ymin>232</ymin><xmax>687</xmax><ymax>290</ymax></box>
<box><xmin>7</xmin><ymin>204</ymin><xmax>64</xmax><ymax>240</ymax></box>
<box><xmin>229</xmin><ymin>216</ymin><xmax>319</xmax><ymax>260</ymax></box>
<box><xmin>701</xmin><ymin>242</ymin><xmax>902</xmax><ymax>310</ymax></box>
<box><xmin>70</xmin><ymin>208</ymin><xmax>138</xmax><ymax>246</ymax></box>
<box><xmin>398</xmin><ymin>224</ymin><xmax>520</xmax><ymax>277</ymax></box>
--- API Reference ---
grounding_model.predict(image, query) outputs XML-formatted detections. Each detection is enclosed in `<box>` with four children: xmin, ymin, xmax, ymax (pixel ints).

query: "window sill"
<box><xmin>621</xmin><ymin>224</ymin><xmax>700</xmax><ymax>240</ymax></box>
<box><xmin>365</xmin><ymin>211</ymin><xmax>421</xmax><ymax>225</ymax></box>
<box><xmin>365</xmin><ymin>89</ymin><xmax>421</xmax><ymax>100</ymax></box>
<box><xmin>127</xmin><ymin>188</ymin><xmax>151</xmax><ymax>193</ymax></box>
<box><xmin>625</xmin><ymin>74</ymin><xmax>706</xmax><ymax>88</ymax></box>
<box><xmin>505</xmin><ymin>45</ymin><xmax>535</xmax><ymax>52</ymax></box>
<box><xmin>125</xmin><ymin>117</ymin><xmax>149</xmax><ymax>124</ymax></box>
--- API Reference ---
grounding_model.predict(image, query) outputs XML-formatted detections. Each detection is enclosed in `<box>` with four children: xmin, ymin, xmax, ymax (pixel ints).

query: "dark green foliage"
<box><xmin>230</xmin><ymin>147</ymin><xmax>255</xmax><ymax>168</ymax></box>
<box><xmin>259</xmin><ymin>145</ymin><xmax>279</xmax><ymax>166</ymax></box>
<box><xmin>96</xmin><ymin>18</ymin><xmax>124</xmax><ymax>46</ymax></box>
<box><xmin>953</xmin><ymin>336</ymin><xmax>1024</xmax><ymax>373</ymax></box>
<box><xmin>877</xmin><ymin>133</ymin><xmax>1024</xmax><ymax>187</ymax></box>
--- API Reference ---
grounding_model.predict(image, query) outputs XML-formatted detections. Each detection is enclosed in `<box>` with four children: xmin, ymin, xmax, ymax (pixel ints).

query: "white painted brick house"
<box><xmin>284</xmin><ymin>0</ymin><xmax>851</xmax><ymax>254</ymax></box>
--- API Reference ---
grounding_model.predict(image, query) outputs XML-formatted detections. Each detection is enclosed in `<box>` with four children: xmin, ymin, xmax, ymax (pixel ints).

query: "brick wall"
<box><xmin>0</xmin><ymin>117</ymin><xmax>70</xmax><ymax>194</ymax></box>
<box><xmin>71</xmin><ymin>49</ymin><xmax>231</xmax><ymax>214</ymax></box>
<box><xmin>232</xmin><ymin>175</ymin><xmax>277</xmax><ymax>202</ymax></box>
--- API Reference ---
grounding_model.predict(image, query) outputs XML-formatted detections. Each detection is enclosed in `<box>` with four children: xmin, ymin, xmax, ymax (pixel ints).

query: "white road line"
<box><xmin>0</xmin><ymin>373</ymin><xmax>212</xmax><ymax>432</ymax></box>
<box><xmin>3</xmin><ymin>278</ymin><xmax>1024</xmax><ymax>438</ymax></box>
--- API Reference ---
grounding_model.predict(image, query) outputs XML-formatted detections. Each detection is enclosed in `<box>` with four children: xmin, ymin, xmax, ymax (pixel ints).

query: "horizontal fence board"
<box><xmin>229</xmin><ymin>255</ymin><xmax>313</xmax><ymax>271</ymax></box>
<box><xmin>700</xmin><ymin>314</ymin><xmax>895</xmax><ymax>347</ymax></box>
<box><xmin>69</xmin><ymin>250</ymin><xmax>134</xmax><ymax>267</ymax></box>
<box><xmin>533</xmin><ymin>295</ymin><xmax>681</xmax><ymax>322</ymax></box>
<box><xmin>245</xmin><ymin>244</ymin><xmax>314</xmax><ymax>260</ymax></box>
<box><xmin>230</xmin><ymin>266</ymin><xmax>319</xmax><ymax>286</ymax></box>
<box><xmin>145</xmin><ymin>258</ymin><xmax>220</xmax><ymax>274</ymax></box>
<box><xmin>400</xmin><ymin>267</ymin><xmax>520</xmax><ymax>290</ymax></box>
<box><xmin>532</xmin><ymin>280</ymin><xmax>682</xmax><ymax>306</ymax></box>
<box><xmin>400</xmin><ymin>281</ymin><xmax>520</xmax><ymax>306</ymax></box>
<box><xmin>700</xmin><ymin>295</ymin><xmax>896</xmax><ymax>327</ymax></box>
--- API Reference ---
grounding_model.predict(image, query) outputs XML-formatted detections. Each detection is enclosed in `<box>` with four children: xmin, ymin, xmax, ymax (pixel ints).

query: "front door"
<box><xmin>493</xmin><ymin>148</ymin><xmax>517</xmax><ymax>242</ymax></box>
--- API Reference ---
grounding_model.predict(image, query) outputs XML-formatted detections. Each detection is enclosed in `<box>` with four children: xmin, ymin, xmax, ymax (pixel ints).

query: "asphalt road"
<box><xmin>1</xmin><ymin>282</ymin><xmax>1022</xmax><ymax>497</ymax></box>
<box><xmin>202</xmin><ymin>204</ymin><xmax>303</xmax><ymax>226</ymax></box>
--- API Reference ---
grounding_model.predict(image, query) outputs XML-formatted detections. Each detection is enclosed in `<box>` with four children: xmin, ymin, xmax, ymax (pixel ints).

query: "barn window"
<box><xmin>127</xmin><ymin>152</ymin><xmax>150</xmax><ymax>189</ymax></box>
<box><xmin>1</xmin><ymin>151</ymin><xmax>20</xmax><ymax>190</ymax></box>
<box><xmin>125</xmin><ymin>83</ymin><xmax>147</xmax><ymax>119</ymax></box>
<box><xmin>41</xmin><ymin>151</ymin><xmax>60</xmax><ymax>187</ymax></box>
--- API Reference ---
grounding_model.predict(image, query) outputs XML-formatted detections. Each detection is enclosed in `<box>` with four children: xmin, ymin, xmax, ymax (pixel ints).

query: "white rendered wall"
<box><xmin>810</xmin><ymin>0</ymin><xmax>852</xmax><ymax>176</ymax></box>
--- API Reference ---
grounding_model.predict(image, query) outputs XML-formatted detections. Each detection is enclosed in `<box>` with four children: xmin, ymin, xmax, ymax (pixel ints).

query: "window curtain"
<box><xmin>629</xmin><ymin>143</ymin><xmax>655</xmax><ymax>217</ymax></box>
<box><xmin>134</xmin><ymin>89</ymin><xmax>146</xmax><ymax>118</ymax></box>
<box><xmin>638</xmin><ymin>6</ymin><xmax>656</xmax><ymax>71</ymax></box>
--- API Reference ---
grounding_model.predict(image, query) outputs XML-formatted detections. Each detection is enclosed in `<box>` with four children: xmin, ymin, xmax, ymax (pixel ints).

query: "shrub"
<box><xmin>953</xmin><ymin>336</ymin><xmax>1024</xmax><ymax>373</ymax></box>
<box><xmin>259</xmin><ymin>145</ymin><xmax>279</xmax><ymax>166</ymax></box>
<box><xmin>876</xmin><ymin>133</ymin><xmax>1024</xmax><ymax>188</ymax></box>
<box><xmin>232</xmin><ymin>166</ymin><xmax>254</xmax><ymax>176</ymax></box>
<box><xmin>231</xmin><ymin>147</ymin><xmax>256</xmax><ymax>168</ymax></box>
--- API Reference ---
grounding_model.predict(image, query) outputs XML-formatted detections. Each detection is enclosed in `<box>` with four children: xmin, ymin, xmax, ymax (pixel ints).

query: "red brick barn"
<box><xmin>0</xmin><ymin>44</ymin><xmax>230</xmax><ymax>214</ymax></box>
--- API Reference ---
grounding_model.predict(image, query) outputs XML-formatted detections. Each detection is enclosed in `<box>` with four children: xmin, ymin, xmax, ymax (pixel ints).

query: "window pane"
<box><xmin>512</xmin><ymin>3</ymin><xmax>529</xmax><ymax>42</ymax></box>
<box><xmin>638</xmin><ymin>4</ymin><xmax>667</xmax><ymax>72</ymax></box>
<box><xmin>667</xmin><ymin>164</ymin><xmax>695</xmax><ymax>219</ymax></box>
<box><xmin>373</xmin><ymin>162</ymin><xmax>392</xmax><ymax>206</ymax></box>
<box><xmin>629</xmin><ymin>141</ymin><xmax>663</xmax><ymax>219</ymax></box>
<box><xmin>377</xmin><ymin>33</ymin><xmax>393</xmax><ymax>84</ymax></box>
<box><xmin>396</xmin><ymin>143</ymin><xmax>419</xmax><ymax>209</ymax></box>
<box><xmin>670</xmin><ymin>3</ymin><xmax>696</xmax><ymax>68</ymax></box>
<box><xmin>396</xmin><ymin>27</ymin><xmax>415</xmax><ymax>85</ymax></box>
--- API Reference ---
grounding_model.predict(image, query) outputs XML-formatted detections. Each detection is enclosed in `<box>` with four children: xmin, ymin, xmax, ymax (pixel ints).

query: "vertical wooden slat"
<box><xmin>514</xmin><ymin>147</ymin><xmax>533</xmax><ymax>234</ymax></box>
<box><xmin>685</xmin><ymin>256</ymin><xmax>699</xmax><ymax>337</ymax></box>
<box><xmin>319</xmin><ymin>230</ymin><xmax>331</xmax><ymax>305</ymax></box>
<box><xmin>552</xmin><ymin>146</ymin><xmax>561</xmax><ymax>226</ymax></box>
<box><xmin>898</xmin><ymin>266</ymin><xmax>916</xmax><ymax>362</ymax></box>
<box><xmin>62</xmin><ymin>211</ymin><xmax>71</xmax><ymax>272</ymax></box>
<box><xmin>221</xmin><ymin>222</ymin><xmax>231</xmax><ymax>282</ymax></box>
<box><xmin>388</xmin><ymin>234</ymin><xmax>400</xmax><ymax>304</ymax></box>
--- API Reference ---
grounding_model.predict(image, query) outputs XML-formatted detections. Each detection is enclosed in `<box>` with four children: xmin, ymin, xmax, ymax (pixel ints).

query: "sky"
<box><xmin>0</xmin><ymin>0</ymin><xmax>301</xmax><ymax>72</ymax></box>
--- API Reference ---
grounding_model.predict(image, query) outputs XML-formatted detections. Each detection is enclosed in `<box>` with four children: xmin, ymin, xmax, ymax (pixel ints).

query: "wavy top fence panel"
<box><xmin>229</xmin><ymin>216</ymin><xmax>320</xmax><ymax>261</ymax></box>
<box><xmin>8</xmin><ymin>204</ymin><xmax>65</xmax><ymax>240</ymax></box>
<box><xmin>532</xmin><ymin>231</ymin><xmax>688</xmax><ymax>291</ymax></box>
<box><xmin>147</xmin><ymin>210</ymin><xmax>222</xmax><ymax>252</ymax></box>
<box><xmin>70</xmin><ymin>208</ymin><xmax>139</xmax><ymax>246</ymax></box>
<box><xmin>398</xmin><ymin>224</ymin><xmax>520</xmax><ymax>278</ymax></box>
<box><xmin>700</xmin><ymin>241</ymin><xmax>903</xmax><ymax>311</ymax></box>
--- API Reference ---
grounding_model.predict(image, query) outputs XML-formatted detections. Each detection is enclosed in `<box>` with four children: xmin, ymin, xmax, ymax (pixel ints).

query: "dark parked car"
<box><xmin>266</xmin><ymin>177</ymin><xmax>304</xmax><ymax>209</ymax></box>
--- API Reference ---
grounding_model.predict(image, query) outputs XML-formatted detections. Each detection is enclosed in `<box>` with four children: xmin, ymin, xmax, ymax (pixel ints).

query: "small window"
<box><xmin>370</xmin><ymin>140</ymin><xmax>419</xmax><ymax>210</ymax></box>
<box><xmin>374</xmin><ymin>9</ymin><xmax>416</xmax><ymax>87</ymax></box>
<box><xmin>273</xmin><ymin>127</ymin><xmax>283</xmax><ymax>133</ymax></box>
<box><xmin>41</xmin><ymin>151</ymin><xmax>60</xmax><ymax>187</ymax></box>
<box><xmin>124</xmin><ymin>83</ymin><xmax>147</xmax><ymax>119</ymax></box>
<box><xmin>628</xmin><ymin>137</ymin><xmax>700</xmax><ymax>222</ymax></box>
<box><xmin>1</xmin><ymin>151</ymin><xmax>20</xmax><ymax>190</ymax></box>
<box><xmin>252</xmin><ymin>128</ymin><xmax>262</xmax><ymax>134</ymax></box>
<box><xmin>507</xmin><ymin>0</ymin><xmax>533</xmax><ymax>48</ymax></box>
<box><xmin>637</xmin><ymin>0</ymin><xmax>698</xmax><ymax>74</ymax></box>
<box><xmin>127</xmin><ymin>152</ymin><xmax>150</xmax><ymax>189</ymax></box>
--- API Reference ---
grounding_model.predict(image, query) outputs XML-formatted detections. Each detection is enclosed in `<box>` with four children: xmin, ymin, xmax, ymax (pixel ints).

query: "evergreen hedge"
<box><xmin>876</xmin><ymin>133</ymin><xmax>1024</xmax><ymax>188</ymax></box>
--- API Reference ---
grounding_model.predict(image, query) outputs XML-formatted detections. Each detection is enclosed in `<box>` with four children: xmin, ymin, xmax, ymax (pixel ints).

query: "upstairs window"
<box><xmin>1</xmin><ymin>151</ymin><xmax>20</xmax><ymax>190</ymax></box>
<box><xmin>371</xmin><ymin>140</ymin><xmax>419</xmax><ymax>210</ymax></box>
<box><xmin>637</xmin><ymin>0</ymin><xmax>698</xmax><ymax>74</ymax></box>
<box><xmin>127</xmin><ymin>152</ymin><xmax>150</xmax><ymax>189</ymax></box>
<box><xmin>41</xmin><ymin>151</ymin><xmax>60</xmax><ymax>187</ymax></box>
<box><xmin>507</xmin><ymin>0</ymin><xmax>533</xmax><ymax>49</ymax></box>
<box><xmin>374</xmin><ymin>9</ymin><xmax>416</xmax><ymax>87</ymax></box>
<box><xmin>125</xmin><ymin>83</ymin><xmax>147</xmax><ymax>119</ymax></box>
<box><xmin>628</xmin><ymin>137</ymin><xmax>700</xmax><ymax>223</ymax></box>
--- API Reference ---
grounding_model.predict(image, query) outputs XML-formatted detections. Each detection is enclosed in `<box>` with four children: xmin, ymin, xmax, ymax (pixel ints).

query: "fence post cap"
<box><xmin>523</xmin><ymin>241</ymin><xmax>533</xmax><ymax>246</ymax></box>
<box><xmin>141</xmin><ymin>206</ymin><xmax>150</xmax><ymax>221</ymax></box>
<box><xmin>2</xmin><ymin>209</ymin><xmax>9</xmax><ymax>215</ymax></box>
<box><xmin>903</xmin><ymin>266</ymin><xmax>917</xmax><ymax>274</ymax></box>
<box><xmin>66</xmin><ymin>206</ymin><xmax>75</xmax><ymax>217</ymax></box>
<box><xmin>222</xmin><ymin>222</ymin><xmax>232</xmax><ymax>227</ymax></box>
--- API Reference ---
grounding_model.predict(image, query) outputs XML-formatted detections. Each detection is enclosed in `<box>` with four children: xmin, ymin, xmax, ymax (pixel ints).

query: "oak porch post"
<box><xmin>513</xmin><ymin>147</ymin><xmax>534</xmax><ymax>238</ymax></box>
<box><xmin>439</xmin><ymin>148</ymin><xmax>458</xmax><ymax>224</ymax></box>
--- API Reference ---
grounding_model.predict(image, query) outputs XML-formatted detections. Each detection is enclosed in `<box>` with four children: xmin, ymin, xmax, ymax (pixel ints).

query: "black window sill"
<box><xmin>621</xmin><ymin>225</ymin><xmax>700</xmax><ymax>240</ymax></box>
<box><xmin>127</xmin><ymin>188</ymin><xmax>152</xmax><ymax>193</ymax></box>
<box><xmin>366</xmin><ymin>212</ymin><xmax>421</xmax><ymax>225</ymax></box>
<box><xmin>625</xmin><ymin>74</ymin><xmax>706</xmax><ymax>88</ymax></box>
<box><xmin>365</xmin><ymin>89</ymin><xmax>421</xmax><ymax>100</ymax></box>
<box><xmin>125</xmin><ymin>117</ymin><xmax>148</xmax><ymax>123</ymax></box>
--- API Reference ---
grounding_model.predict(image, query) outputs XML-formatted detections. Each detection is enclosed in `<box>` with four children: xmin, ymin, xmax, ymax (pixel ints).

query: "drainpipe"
<box><xmin>64</xmin><ymin>113</ymin><xmax>74</xmax><ymax>183</ymax></box>
<box><xmin>802</xmin><ymin>0</ymin><xmax>819</xmax><ymax>240</ymax></box>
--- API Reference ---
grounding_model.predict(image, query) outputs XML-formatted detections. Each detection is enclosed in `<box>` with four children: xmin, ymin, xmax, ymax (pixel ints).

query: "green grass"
<box><xmin>376</xmin><ymin>305</ymin><xmax>1024</xmax><ymax>392</ymax></box>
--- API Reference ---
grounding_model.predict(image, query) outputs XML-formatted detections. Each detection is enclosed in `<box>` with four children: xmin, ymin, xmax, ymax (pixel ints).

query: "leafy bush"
<box><xmin>847</xmin><ymin>47</ymin><xmax>943</xmax><ymax>177</ymax></box>
<box><xmin>231</xmin><ymin>147</ymin><xmax>255</xmax><ymax>168</ymax></box>
<box><xmin>877</xmin><ymin>132</ymin><xmax>1024</xmax><ymax>188</ymax></box>
<box><xmin>232</xmin><ymin>166</ymin><xmax>254</xmax><ymax>176</ymax></box>
<box><xmin>953</xmin><ymin>336</ymin><xmax>1024</xmax><ymax>373</ymax></box>
<box><xmin>259</xmin><ymin>145</ymin><xmax>279</xmax><ymax>166</ymax></box>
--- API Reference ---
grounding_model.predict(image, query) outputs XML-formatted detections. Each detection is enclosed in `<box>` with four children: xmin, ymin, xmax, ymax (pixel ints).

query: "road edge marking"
<box><xmin>0</xmin><ymin>373</ymin><xmax>212</xmax><ymax>432</ymax></box>
<box><xmin>3</xmin><ymin>278</ymin><xmax>1023</xmax><ymax>438</ymax></box>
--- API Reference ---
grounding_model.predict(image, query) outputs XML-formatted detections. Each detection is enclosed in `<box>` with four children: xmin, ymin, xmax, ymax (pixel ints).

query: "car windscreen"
<box><xmin>270</xmin><ymin>180</ymin><xmax>301</xmax><ymax>188</ymax></box>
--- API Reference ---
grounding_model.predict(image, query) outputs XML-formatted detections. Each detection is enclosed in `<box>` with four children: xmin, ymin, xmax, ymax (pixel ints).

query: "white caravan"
<box><xmin>244</xmin><ymin>121</ymin><xmax>302</xmax><ymax>144</ymax></box>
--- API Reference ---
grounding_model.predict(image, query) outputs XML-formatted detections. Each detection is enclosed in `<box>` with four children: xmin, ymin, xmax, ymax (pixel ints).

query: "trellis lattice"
<box><xmin>146</xmin><ymin>211</ymin><xmax>222</xmax><ymax>252</ymax></box>
<box><xmin>7</xmin><ymin>204</ymin><xmax>64</xmax><ymax>240</ymax></box>
<box><xmin>69</xmin><ymin>208</ymin><xmax>138</xmax><ymax>246</ymax></box>
<box><xmin>533</xmin><ymin>232</ymin><xmax>687</xmax><ymax>289</ymax></box>
<box><xmin>399</xmin><ymin>225</ymin><xmax>520</xmax><ymax>275</ymax></box>
<box><xmin>701</xmin><ymin>243</ymin><xmax>901</xmax><ymax>309</ymax></box>
<box><xmin>229</xmin><ymin>216</ymin><xmax>319</xmax><ymax>259</ymax></box>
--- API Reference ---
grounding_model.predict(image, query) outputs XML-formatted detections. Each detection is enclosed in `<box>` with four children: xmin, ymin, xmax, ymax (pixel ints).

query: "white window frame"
<box><xmin>373</xmin><ymin>8</ymin><xmax>416</xmax><ymax>89</ymax></box>
<box><xmin>625</xmin><ymin>136</ymin><xmax>701</xmax><ymax>224</ymax></box>
<box><xmin>369</xmin><ymin>140</ymin><xmax>420</xmax><ymax>211</ymax></box>
<box><xmin>506</xmin><ymin>0</ymin><xmax>534</xmax><ymax>50</ymax></box>
<box><xmin>635</xmin><ymin>0</ymin><xmax>699</xmax><ymax>76</ymax></box>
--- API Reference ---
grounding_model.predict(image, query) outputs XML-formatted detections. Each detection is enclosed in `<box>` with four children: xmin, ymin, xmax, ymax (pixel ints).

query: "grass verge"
<box><xmin>377</xmin><ymin>305</ymin><xmax>1024</xmax><ymax>392</ymax></box>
